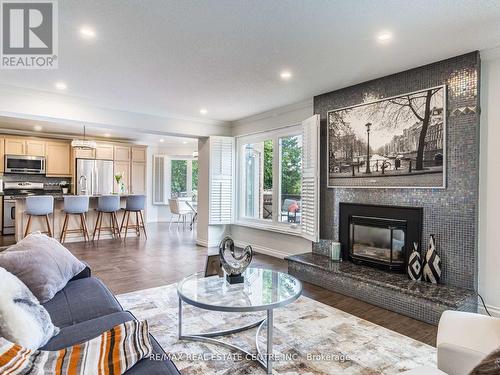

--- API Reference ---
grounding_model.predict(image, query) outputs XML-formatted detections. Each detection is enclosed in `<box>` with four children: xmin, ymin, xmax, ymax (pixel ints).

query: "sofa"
<box><xmin>403</xmin><ymin>310</ymin><xmax>500</xmax><ymax>375</ymax></box>
<box><xmin>40</xmin><ymin>263</ymin><xmax>180</xmax><ymax>375</ymax></box>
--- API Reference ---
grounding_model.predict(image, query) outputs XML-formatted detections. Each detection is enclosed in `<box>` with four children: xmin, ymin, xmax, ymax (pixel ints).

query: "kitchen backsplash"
<box><xmin>2</xmin><ymin>174</ymin><xmax>72</xmax><ymax>190</ymax></box>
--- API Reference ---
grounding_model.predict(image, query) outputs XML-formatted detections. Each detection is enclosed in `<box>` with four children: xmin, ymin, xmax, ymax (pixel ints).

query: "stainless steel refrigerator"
<box><xmin>76</xmin><ymin>159</ymin><xmax>114</xmax><ymax>195</ymax></box>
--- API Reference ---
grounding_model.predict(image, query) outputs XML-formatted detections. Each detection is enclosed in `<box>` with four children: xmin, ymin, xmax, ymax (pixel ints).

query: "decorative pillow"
<box><xmin>0</xmin><ymin>320</ymin><xmax>152</xmax><ymax>374</ymax></box>
<box><xmin>0</xmin><ymin>267</ymin><xmax>59</xmax><ymax>349</ymax></box>
<box><xmin>469</xmin><ymin>347</ymin><xmax>500</xmax><ymax>374</ymax></box>
<box><xmin>0</xmin><ymin>233</ymin><xmax>86</xmax><ymax>303</ymax></box>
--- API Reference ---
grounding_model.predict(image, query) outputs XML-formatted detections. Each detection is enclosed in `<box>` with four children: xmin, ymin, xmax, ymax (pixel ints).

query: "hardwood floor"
<box><xmin>66</xmin><ymin>222</ymin><xmax>437</xmax><ymax>346</ymax></box>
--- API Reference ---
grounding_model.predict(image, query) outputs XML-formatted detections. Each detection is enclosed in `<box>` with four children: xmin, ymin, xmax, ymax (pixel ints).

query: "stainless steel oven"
<box><xmin>3</xmin><ymin>198</ymin><xmax>15</xmax><ymax>235</ymax></box>
<box><xmin>5</xmin><ymin>155</ymin><xmax>46</xmax><ymax>174</ymax></box>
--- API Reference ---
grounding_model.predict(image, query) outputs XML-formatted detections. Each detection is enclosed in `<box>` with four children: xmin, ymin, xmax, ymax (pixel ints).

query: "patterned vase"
<box><xmin>423</xmin><ymin>234</ymin><xmax>441</xmax><ymax>284</ymax></box>
<box><xmin>407</xmin><ymin>242</ymin><xmax>422</xmax><ymax>281</ymax></box>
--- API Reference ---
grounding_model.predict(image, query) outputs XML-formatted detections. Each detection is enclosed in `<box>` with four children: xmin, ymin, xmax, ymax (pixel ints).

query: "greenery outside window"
<box><xmin>236</xmin><ymin>125</ymin><xmax>302</xmax><ymax>231</ymax></box>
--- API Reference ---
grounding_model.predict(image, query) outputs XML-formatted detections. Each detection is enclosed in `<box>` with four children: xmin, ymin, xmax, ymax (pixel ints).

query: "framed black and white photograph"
<box><xmin>327</xmin><ymin>85</ymin><xmax>446</xmax><ymax>188</ymax></box>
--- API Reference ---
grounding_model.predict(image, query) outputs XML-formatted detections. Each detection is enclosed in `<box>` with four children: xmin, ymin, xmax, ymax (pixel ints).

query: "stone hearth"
<box><xmin>286</xmin><ymin>252</ymin><xmax>477</xmax><ymax>325</ymax></box>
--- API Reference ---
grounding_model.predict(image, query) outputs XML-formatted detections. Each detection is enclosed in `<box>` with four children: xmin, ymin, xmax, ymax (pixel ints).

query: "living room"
<box><xmin>1</xmin><ymin>1</ymin><xmax>500</xmax><ymax>374</ymax></box>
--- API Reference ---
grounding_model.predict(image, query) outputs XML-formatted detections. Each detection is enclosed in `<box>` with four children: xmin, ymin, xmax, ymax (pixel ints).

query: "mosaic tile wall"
<box><xmin>314</xmin><ymin>52</ymin><xmax>480</xmax><ymax>290</ymax></box>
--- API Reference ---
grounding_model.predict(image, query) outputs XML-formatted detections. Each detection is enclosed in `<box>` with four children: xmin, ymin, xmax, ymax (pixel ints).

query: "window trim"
<box><xmin>152</xmin><ymin>155</ymin><xmax>198</xmax><ymax>205</ymax></box>
<box><xmin>236</xmin><ymin>124</ymin><xmax>302</xmax><ymax>233</ymax></box>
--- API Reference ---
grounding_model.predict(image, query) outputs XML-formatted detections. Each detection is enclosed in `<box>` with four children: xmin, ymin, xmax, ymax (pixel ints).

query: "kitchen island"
<box><xmin>14</xmin><ymin>195</ymin><xmax>143</xmax><ymax>243</ymax></box>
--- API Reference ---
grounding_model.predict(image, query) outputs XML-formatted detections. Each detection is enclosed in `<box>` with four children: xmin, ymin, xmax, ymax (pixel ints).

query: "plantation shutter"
<box><xmin>209</xmin><ymin>136</ymin><xmax>235</xmax><ymax>224</ymax></box>
<box><xmin>301</xmin><ymin>115</ymin><xmax>320</xmax><ymax>242</ymax></box>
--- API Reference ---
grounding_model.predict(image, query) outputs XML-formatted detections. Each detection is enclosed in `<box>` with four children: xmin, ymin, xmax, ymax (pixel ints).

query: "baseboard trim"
<box><xmin>233</xmin><ymin>241</ymin><xmax>292</xmax><ymax>259</ymax></box>
<box><xmin>196</xmin><ymin>239</ymin><xmax>219</xmax><ymax>248</ymax></box>
<box><xmin>479</xmin><ymin>303</ymin><xmax>500</xmax><ymax>317</ymax></box>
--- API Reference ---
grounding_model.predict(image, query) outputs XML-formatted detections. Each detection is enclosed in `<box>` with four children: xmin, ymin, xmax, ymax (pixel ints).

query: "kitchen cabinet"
<box><xmin>26</xmin><ymin>140</ymin><xmax>45</xmax><ymax>156</ymax></box>
<box><xmin>114</xmin><ymin>145</ymin><xmax>130</xmax><ymax>161</ymax></box>
<box><xmin>131</xmin><ymin>147</ymin><xmax>146</xmax><ymax>162</ymax></box>
<box><xmin>74</xmin><ymin>148</ymin><xmax>95</xmax><ymax>159</ymax></box>
<box><xmin>95</xmin><ymin>144</ymin><xmax>114</xmax><ymax>160</ymax></box>
<box><xmin>113</xmin><ymin>161</ymin><xmax>130</xmax><ymax>193</ymax></box>
<box><xmin>5</xmin><ymin>138</ymin><xmax>26</xmax><ymax>155</ymax></box>
<box><xmin>131</xmin><ymin>162</ymin><xmax>146</xmax><ymax>194</ymax></box>
<box><xmin>0</xmin><ymin>138</ymin><xmax>4</xmax><ymax>173</ymax></box>
<box><xmin>46</xmin><ymin>142</ymin><xmax>71</xmax><ymax>176</ymax></box>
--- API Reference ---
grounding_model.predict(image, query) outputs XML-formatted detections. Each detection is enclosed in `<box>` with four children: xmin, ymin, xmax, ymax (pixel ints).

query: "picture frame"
<box><xmin>326</xmin><ymin>85</ymin><xmax>446</xmax><ymax>189</ymax></box>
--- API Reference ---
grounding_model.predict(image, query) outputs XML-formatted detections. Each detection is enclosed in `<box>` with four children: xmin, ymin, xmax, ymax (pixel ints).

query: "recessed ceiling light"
<box><xmin>280</xmin><ymin>70</ymin><xmax>292</xmax><ymax>80</ymax></box>
<box><xmin>34</xmin><ymin>125</ymin><xmax>42</xmax><ymax>131</ymax></box>
<box><xmin>182</xmin><ymin>141</ymin><xmax>188</xmax><ymax>145</ymax></box>
<box><xmin>199</xmin><ymin>108</ymin><xmax>208</xmax><ymax>115</ymax></box>
<box><xmin>377</xmin><ymin>31</ymin><xmax>393</xmax><ymax>43</ymax></box>
<box><xmin>55</xmin><ymin>81</ymin><xmax>67</xmax><ymax>90</ymax></box>
<box><xmin>159</xmin><ymin>139</ymin><xmax>164</xmax><ymax>143</ymax></box>
<box><xmin>80</xmin><ymin>26</ymin><xmax>96</xmax><ymax>39</ymax></box>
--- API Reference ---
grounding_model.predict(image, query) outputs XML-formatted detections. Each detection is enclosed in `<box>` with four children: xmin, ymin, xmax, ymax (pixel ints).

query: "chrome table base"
<box><xmin>178</xmin><ymin>298</ymin><xmax>275</xmax><ymax>374</ymax></box>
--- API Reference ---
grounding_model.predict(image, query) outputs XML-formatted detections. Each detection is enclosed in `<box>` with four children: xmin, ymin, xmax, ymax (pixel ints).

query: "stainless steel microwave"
<box><xmin>5</xmin><ymin>155</ymin><xmax>46</xmax><ymax>174</ymax></box>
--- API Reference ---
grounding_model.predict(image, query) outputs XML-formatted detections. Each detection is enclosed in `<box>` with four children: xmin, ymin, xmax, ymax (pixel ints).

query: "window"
<box><xmin>237</xmin><ymin>127</ymin><xmax>302</xmax><ymax>230</ymax></box>
<box><xmin>235</xmin><ymin>115</ymin><xmax>319</xmax><ymax>240</ymax></box>
<box><xmin>171</xmin><ymin>160</ymin><xmax>188</xmax><ymax>196</ymax></box>
<box><xmin>152</xmin><ymin>156</ymin><xmax>198</xmax><ymax>205</ymax></box>
<box><xmin>279</xmin><ymin>135</ymin><xmax>302</xmax><ymax>224</ymax></box>
<box><xmin>239</xmin><ymin>140</ymin><xmax>273</xmax><ymax>220</ymax></box>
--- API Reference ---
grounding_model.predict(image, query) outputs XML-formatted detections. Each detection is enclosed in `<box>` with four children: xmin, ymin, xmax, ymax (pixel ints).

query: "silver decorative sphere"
<box><xmin>219</xmin><ymin>236</ymin><xmax>253</xmax><ymax>276</ymax></box>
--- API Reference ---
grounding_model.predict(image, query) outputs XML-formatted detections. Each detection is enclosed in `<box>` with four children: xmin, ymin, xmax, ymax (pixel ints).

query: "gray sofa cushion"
<box><xmin>125</xmin><ymin>337</ymin><xmax>180</xmax><ymax>375</ymax></box>
<box><xmin>41</xmin><ymin>311</ymin><xmax>133</xmax><ymax>350</ymax></box>
<box><xmin>42</xmin><ymin>277</ymin><xmax>122</xmax><ymax>328</ymax></box>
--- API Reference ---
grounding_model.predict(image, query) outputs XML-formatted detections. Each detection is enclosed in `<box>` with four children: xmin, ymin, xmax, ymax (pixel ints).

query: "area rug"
<box><xmin>117</xmin><ymin>284</ymin><xmax>436</xmax><ymax>374</ymax></box>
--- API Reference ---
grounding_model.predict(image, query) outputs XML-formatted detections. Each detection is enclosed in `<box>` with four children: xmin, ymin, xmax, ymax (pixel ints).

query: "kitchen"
<box><xmin>0</xmin><ymin>134</ymin><xmax>147</xmax><ymax>245</ymax></box>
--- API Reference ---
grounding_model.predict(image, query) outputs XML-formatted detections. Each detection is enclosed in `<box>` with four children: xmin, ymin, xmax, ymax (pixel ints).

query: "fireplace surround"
<box><xmin>339</xmin><ymin>203</ymin><xmax>423</xmax><ymax>272</ymax></box>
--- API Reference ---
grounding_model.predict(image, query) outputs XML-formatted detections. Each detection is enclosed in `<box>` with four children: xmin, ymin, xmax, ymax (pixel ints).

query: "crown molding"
<box><xmin>0</xmin><ymin>84</ymin><xmax>230</xmax><ymax>128</ymax></box>
<box><xmin>231</xmin><ymin>99</ymin><xmax>312</xmax><ymax>127</ymax></box>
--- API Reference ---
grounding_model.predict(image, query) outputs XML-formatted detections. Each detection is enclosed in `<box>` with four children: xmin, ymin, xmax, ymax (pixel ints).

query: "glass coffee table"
<box><xmin>177</xmin><ymin>267</ymin><xmax>302</xmax><ymax>374</ymax></box>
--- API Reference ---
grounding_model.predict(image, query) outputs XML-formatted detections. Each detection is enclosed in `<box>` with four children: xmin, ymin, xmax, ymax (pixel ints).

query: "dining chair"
<box><xmin>168</xmin><ymin>199</ymin><xmax>192</xmax><ymax>230</ymax></box>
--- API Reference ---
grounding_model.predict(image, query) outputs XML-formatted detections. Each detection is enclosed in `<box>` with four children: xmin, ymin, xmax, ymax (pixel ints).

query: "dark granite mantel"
<box><xmin>287</xmin><ymin>252</ymin><xmax>475</xmax><ymax>308</ymax></box>
<box><xmin>287</xmin><ymin>252</ymin><xmax>477</xmax><ymax>325</ymax></box>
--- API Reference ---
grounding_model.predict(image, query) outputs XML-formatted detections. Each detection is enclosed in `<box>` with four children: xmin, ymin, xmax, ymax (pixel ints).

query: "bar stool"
<box><xmin>24</xmin><ymin>196</ymin><xmax>54</xmax><ymax>238</ymax></box>
<box><xmin>92</xmin><ymin>195</ymin><xmax>121</xmax><ymax>241</ymax></box>
<box><xmin>120</xmin><ymin>195</ymin><xmax>147</xmax><ymax>239</ymax></box>
<box><xmin>60</xmin><ymin>196</ymin><xmax>90</xmax><ymax>244</ymax></box>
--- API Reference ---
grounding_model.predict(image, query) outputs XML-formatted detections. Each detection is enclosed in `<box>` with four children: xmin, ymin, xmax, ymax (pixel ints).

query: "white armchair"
<box><xmin>404</xmin><ymin>311</ymin><xmax>500</xmax><ymax>375</ymax></box>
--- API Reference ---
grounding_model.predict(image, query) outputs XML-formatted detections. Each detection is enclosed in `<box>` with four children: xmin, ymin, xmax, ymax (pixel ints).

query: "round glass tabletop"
<box><xmin>177</xmin><ymin>267</ymin><xmax>302</xmax><ymax>312</ymax></box>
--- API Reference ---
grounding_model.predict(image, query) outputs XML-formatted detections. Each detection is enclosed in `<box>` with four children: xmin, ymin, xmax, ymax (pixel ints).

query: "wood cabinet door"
<box><xmin>26</xmin><ymin>140</ymin><xmax>46</xmax><ymax>156</ymax></box>
<box><xmin>5</xmin><ymin>138</ymin><xmax>25</xmax><ymax>155</ymax></box>
<box><xmin>114</xmin><ymin>146</ymin><xmax>130</xmax><ymax>161</ymax></box>
<box><xmin>46</xmin><ymin>142</ymin><xmax>71</xmax><ymax>176</ymax></box>
<box><xmin>0</xmin><ymin>138</ymin><xmax>4</xmax><ymax>173</ymax></box>
<box><xmin>74</xmin><ymin>148</ymin><xmax>95</xmax><ymax>159</ymax></box>
<box><xmin>113</xmin><ymin>161</ymin><xmax>130</xmax><ymax>193</ymax></box>
<box><xmin>131</xmin><ymin>147</ymin><xmax>146</xmax><ymax>162</ymax></box>
<box><xmin>131</xmin><ymin>162</ymin><xmax>146</xmax><ymax>194</ymax></box>
<box><xmin>95</xmin><ymin>144</ymin><xmax>114</xmax><ymax>160</ymax></box>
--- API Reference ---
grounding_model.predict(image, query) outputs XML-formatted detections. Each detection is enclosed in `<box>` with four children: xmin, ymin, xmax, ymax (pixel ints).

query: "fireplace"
<box><xmin>339</xmin><ymin>203</ymin><xmax>423</xmax><ymax>272</ymax></box>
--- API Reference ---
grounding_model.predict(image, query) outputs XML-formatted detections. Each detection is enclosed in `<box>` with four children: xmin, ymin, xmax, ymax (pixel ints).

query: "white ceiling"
<box><xmin>0</xmin><ymin>0</ymin><xmax>499</xmax><ymax>124</ymax></box>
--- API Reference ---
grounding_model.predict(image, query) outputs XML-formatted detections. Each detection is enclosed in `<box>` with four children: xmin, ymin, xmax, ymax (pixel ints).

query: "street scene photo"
<box><xmin>327</xmin><ymin>86</ymin><xmax>446</xmax><ymax>188</ymax></box>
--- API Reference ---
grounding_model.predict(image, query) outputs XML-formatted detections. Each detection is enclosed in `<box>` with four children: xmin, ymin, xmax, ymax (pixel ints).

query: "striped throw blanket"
<box><xmin>0</xmin><ymin>319</ymin><xmax>152</xmax><ymax>375</ymax></box>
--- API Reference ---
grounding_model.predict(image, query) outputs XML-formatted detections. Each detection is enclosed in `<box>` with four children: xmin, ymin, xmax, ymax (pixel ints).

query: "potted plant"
<box><xmin>114</xmin><ymin>172</ymin><xmax>126</xmax><ymax>194</ymax></box>
<box><xmin>60</xmin><ymin>181</ymin><xmax>69</xmax><ymax>195</ymax></box>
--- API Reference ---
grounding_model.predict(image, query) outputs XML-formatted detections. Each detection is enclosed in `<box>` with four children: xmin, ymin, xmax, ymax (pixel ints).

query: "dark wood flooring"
<box><xmin>66</xmin><ymin>223</ymin><xmax>437</xmax><ymax>346</ymax></box>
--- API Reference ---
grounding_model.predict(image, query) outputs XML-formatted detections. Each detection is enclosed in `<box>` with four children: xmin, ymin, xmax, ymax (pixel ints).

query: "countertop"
<box><xmin>12</xmin><ymin>194</ymin><xmax>134</xmax><ymax>200</ymax></box>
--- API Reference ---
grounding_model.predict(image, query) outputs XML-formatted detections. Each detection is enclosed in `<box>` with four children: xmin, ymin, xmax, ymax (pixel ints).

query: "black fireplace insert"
<box><xmin>339</xmin><ymin>203</ymin><xmax>423</xmax><ymax>272</ymax></box>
